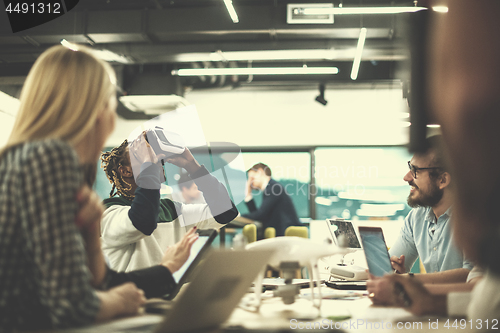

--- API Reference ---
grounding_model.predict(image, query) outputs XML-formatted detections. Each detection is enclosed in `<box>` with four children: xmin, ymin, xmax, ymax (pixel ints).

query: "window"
<box><xmin>237</xmin><ymin>152</ymin><xmax>310</xmax><ymax>219</ymax></box>
<box><xmin>314</xmin><ymin>147</ymin><xmax>412</xmax><ymax>221</ymax></box>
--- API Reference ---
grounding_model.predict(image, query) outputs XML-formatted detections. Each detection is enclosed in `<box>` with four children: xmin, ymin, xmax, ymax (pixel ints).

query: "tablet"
<box><xmin>358</xmin><ymin>227</ymin><xmax>393</xmax><ymax>277</ymax></box>
<box><xmin>326</xmin><ymin>219</ymin><xmax>362</xmax><ymax>249</ymax></box>
<box><xmin>164</xmin><ymin>229</ymin><xmax>217</xmax><ymax>300</ymax></box>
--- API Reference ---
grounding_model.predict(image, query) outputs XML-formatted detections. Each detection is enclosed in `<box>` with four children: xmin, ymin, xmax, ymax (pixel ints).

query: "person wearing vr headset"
<box><xmin>367</xmin><ymin>0</ymin><xmax>500</xmax><ymax>322</ymax></box>
<box><xmin>100</xmin><ymin>132</ymin><xmax>238</xmax><ymax>272</ymax></box>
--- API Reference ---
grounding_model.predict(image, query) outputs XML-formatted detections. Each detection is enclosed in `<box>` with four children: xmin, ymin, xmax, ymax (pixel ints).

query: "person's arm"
<box><xmin>101</xmin><ymin>186</ymin><xmax>162</xmax><ymax>249</ymax></box>
<box><xmin>95</xmin><ymin>283</ymin><xmax>146</xmax><ymax>322</ymax></box>
<box><xmin>165</xmin><ymin>149</ymin><xmax>238</xmax><ymax>226</ymax></box>
<box><xmin>105</xmin><ymin>227</ymin><xmax>198</xmax><ymax>298</ymax></box>
<box><xmin>105</xmin><ymin>266</ymin><xmax>175</xmax><ymax>299</ymax></box>
<box><xmin>414</xmin><ymin>268</ymin><xmax>471</xmax><ymax>285</ymax></box>
<box><xmin>245</xmin><ymin>199</ymin><xmax>258</xmax><ymax>213</ymax></box>
<box><xmin>388</xmin><ymin>210</ymin><xmax>420</xmax><ymax>273</ymax></box>
<box><xmin>242</xmin><ymin>190</ymin><xmax>281</xmax><ymax>222</ymax></box>
<box><xmin>384</xmin><ymin>274</ymin><xmax>448</xmax><ymax>317</ymax></box>
<box><xmin>425</xmin><ymin>282</ymin><xmax>476</xmax><ymax>295</ymax></box>
<box><xmin>17</xmin><ymin>141</ymin><xmax>144</xmax><ymax>327</ymax></box>
<box><xmin>76</xmin><ymin>185</ymin><xmax>107</xmax><ymax>287</ymax></box>
<box><xmin>188</xmin><ymin>165</ymin><xmax>238</xmax><ymax>224</ymax></box>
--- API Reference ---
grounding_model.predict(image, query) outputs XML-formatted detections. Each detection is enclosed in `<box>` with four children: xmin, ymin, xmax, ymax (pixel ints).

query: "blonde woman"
<box><xmin>0</xmin><ymin>45</ymin><xmax>175</xmax><ymax>331</ymax></box>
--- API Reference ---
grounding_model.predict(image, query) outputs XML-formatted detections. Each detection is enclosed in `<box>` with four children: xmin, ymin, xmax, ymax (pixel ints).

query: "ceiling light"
<box><xmin>223</xmin><ymin>0</ymin><xmax>239</xmax><ymax>23</ymax></box>
<box><xmin>60</xmin><ymin>39</ymin><xmax>79</xmax><ymax>51</ymax></box>
<box><xmin>288</xmin><ymin>3</ymin><xmax>334</xmax><ymax>24</ymax></box>
<box><xmin>207</xmin><ymin>49</ymin><xmax>337</xmax><ymax>62</ymax></box>
<box><xmin>301</xmin><ymin>6</ymin><xmax>426</xmax><ymax>15</ymax></box>
<box><xmin>60</xmin><ymin>39</ymin><xmax>131</xmax><ymax>63</ymax></box>
<box><xmin>92</xmin><ymin>49</ymin><xmax>131</xmax><ymax>64</ymax></box>
<box><xmin>171</xmin><ymin>67</ymin><xmax>339</xmax><ymax>76</ymax></box>
<box><xmin>432</xmin><ymin>6</ymin><xmax>448</xmax><ymax>13</ymax></box>
<box><xmin>119</xmin><ymin>95</ymin><xmax>190</xmax><ymax>114</ymax></box>
<box><xmin>351</xmin><ymin>28</ymin><xmax>367</xmax><ymax>80</ymax></box>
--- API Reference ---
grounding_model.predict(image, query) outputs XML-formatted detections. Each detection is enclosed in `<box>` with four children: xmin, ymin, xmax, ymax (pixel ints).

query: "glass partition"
<box><xmin>314</xmin><ymin>147</ymin><xmax>412</xmax><ymax>221</ymax></box>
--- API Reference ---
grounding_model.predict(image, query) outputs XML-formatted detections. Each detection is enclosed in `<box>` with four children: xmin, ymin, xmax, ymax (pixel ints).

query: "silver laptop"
<box><xmin>128</xmin><ymin>249</ymin><xmax>272</xmax><ymax>333</ymax></box>
<box><xmin>326</xmin><ymin>219</ymin><xmax>362</xmax><ymax>250</ymax></box>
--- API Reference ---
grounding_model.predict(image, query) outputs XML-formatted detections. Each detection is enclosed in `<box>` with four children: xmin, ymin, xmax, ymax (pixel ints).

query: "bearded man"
<box><xmin>387</xmin><ymin>135</ymin><xmax>472</xmax><ymax>278</ymax></box>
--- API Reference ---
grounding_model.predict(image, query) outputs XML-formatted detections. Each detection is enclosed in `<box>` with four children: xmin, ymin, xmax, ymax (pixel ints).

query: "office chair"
<box><xmin>242</xmin><ymin>224</ymin><xmax>257</xmax><ymax>244</ymax></box>
<box><xmin>284</xmin><ymin>226</ymin><xmax>309</xmax><ymax>239</ymax></box>
<box><xmin>264</xmin><ymin>227</ymin><xmax>276</xmax><ymax>239</ymax></box>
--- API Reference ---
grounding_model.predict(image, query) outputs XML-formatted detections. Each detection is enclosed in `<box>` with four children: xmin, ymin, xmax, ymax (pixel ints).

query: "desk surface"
<box><xmin>70</xmin><ymin>286</ymin><xmax>471</xmax><ymax>333</ymax></box>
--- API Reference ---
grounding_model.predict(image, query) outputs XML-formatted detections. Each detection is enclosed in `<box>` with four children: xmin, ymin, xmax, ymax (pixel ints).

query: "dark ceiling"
<box><xmin>0</xmin><ymin>0</ymin><xmax>419</xmax><ymax>117</ymax></box>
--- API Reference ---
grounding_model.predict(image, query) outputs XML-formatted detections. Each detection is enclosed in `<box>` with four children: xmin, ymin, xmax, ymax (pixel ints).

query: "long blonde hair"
<box><xmin>2</xmin><ymin>44</ymin><xmax>116</xmax><ymax>155</ymax></box>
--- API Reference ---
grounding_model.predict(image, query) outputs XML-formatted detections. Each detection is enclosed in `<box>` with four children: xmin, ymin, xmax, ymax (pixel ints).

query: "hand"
<box><xmin>109</xmin><ymin>282</ymin><xmax>146</xmax><ymax>316</ymax></box>
<box><xmin>161</xmin><ymin>227</ymin><xmax>199</xmax><ymax>273</ymax></box>
<box><xmin>366</xmin><ymin>273</ymin><xmax>398</xmax><ymax>306</ymax></box>
<box><xmin>128</xmin><ymin>131</ymin><xmax>165</xmax><ymax>188</ymax></box>
<box><xmin>164</xmin><ymin>148</ymin><xmax>201</xmax><ymax>175</ymax></box>
<box><xmin>385</xmin><ymin>274</ymin><xmax>447</xmax><ymax>316</ymax></box>
<box><xmin>390</xmin><ymin>255</ymin><xmax>406</xmax><ymax>274</ymax></box>
<box><xmin>245</xmin><ymin>176</ymin><xmax>253</xmax><ymax>200</ymax></box>
<box><xmin>75</xmin><ymin>185</ymin><xmax>103</xmax><ymax>236</ymax></box>
<box><xmin>129</xmin><ymin>131</ymin><xmax>160</xmax><ymax>166</ymax></box>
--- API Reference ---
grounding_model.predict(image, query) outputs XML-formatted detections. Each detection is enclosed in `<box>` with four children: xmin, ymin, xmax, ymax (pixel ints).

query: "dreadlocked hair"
<box><xmin>101</xmin><ymin>139</ymin><xmax>134</xmax><ymax>201</ymax></box>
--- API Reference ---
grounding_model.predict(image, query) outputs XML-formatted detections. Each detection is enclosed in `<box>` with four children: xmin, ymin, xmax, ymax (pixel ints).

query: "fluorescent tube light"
<box><xmin>92</xmin><ymin>49</ymin><xmax>131</xmax><ymax>64</ymax></box>
<box><xmin>60</xmin><ymin>39</ymin><xmax>79</xmax><ymax>51</ymax></box>
<box><xmin>351</xmin><ymin>28</ymin><xmax>367</xmax><ymax>80</ymax></box>
<box><xmin>172</xmin><ymin>67</ymin><xmax>339</xmax><ymax>76</ymax></box>
<box><xmin>207</xmin><ymin>49</ymin><xmax>337</xmax><ymax>62</ymax></box>
<box><xmin>404</xmin><ymin>122</ymin><xmax>441</xmax><ymax>128</ymax></box>
<box><xmin>223</xmin><ymin>0</ymin><xmax>239</xmax><ymax>23</ymax></box>
<box><xmin>302</xmin><ymin>6</ymin><xmax>426</xmax><ymax>15</ymax></box>
<box><xmin>61</xmin><ymin>39</ymin><xmax>130</xmax><ymax>63</ymax></box>
<box><xmin>432</xmin><ymin>6</ymin><xmax>448</xmax><ymax>13</ymax></box>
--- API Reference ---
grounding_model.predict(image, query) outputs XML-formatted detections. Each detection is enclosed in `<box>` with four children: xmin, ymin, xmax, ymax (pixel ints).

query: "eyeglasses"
<box><xmin>407</xmin><ymin>161</ymin><xmax>442</xmax><ymax>179</ymax></box>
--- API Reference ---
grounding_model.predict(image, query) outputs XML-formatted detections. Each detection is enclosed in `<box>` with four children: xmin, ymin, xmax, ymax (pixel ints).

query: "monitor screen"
<box><xmin>358</xmin><ymin>227</ymin><xmax>393</xmax><ymax>277</ymax></box>
<box><xmin>328</xmin><ymin>220</ymin><xmax>361</xmax><ymax>249</ymax></box>
<box><xmin>172</xmin><ymin>235</ymin><xmax>210</xmax><ymax>283</ymax></box>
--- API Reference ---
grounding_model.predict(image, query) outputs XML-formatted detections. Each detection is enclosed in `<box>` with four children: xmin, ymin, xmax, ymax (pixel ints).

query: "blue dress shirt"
<box><xmin>388</xmin><ymin>206</ymin><xmax>472</xmax><ymax>273</ymax></box>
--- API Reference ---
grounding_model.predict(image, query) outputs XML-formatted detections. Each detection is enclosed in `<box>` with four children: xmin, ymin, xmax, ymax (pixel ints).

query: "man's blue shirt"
<box><xmin>389</xmin><ymin>206</ymin><xmax>472</xmax><ymax>273</ymax></box>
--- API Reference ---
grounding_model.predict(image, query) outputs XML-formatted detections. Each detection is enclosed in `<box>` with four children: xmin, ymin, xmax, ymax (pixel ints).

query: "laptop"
<box><xmin>119</xmin><ymin>249</ymin><xmax>272</xmax><ymax>333</ymax></box>
<box><xmin>163</xmin><ymin>229</ymin><xmax>217</xmax><ymax>300</ymax></box>
<box><xmin>326</xmin><ymin>219</ymin><xmax>362</xmax><ymax>250</ymax></box>
<box><xmin>358</xmin><ymin>226</ymin><xmax>393</xmax><ymax>277</ymax></box>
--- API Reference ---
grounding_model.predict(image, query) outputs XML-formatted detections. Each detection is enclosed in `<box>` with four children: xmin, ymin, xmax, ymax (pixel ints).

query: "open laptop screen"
<box><xmin>327</xmin><ymin>219</ymin><xmax>361</xmax><ymax>249</ymax></box>
<box><xmin>358</xmin><ymin>227</ymin><xmax>393</xmax><ymax>277</ymax></box>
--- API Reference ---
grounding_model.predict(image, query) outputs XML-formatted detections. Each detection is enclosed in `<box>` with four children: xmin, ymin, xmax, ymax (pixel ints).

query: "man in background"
<box><xmin>172</xmin><ymin>173</ymin><xmax>205</xmax><ymax>204</ymax></box>
<box><xmin>243</xmin><ymin>163</ymin><xmax>302</xmax><ymax>238</ymax></box>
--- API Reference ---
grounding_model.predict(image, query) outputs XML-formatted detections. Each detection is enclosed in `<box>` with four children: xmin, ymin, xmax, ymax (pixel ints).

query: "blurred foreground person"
<box><xmin>0</xmin><ymin>45</ymin><xmax>193</xmax><ymax>331</ymax></box>
<box><xmin>367</xmin><ymin>0</ymin><xmax>500</xmax><ymax>325</ymax></box>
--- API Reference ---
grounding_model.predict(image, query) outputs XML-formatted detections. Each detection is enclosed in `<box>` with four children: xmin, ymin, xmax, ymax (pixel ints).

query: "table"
<box><xmin>68</xmin><ymin>285</ymin><xmax>472</xmax><ymax>333</ymax></box>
